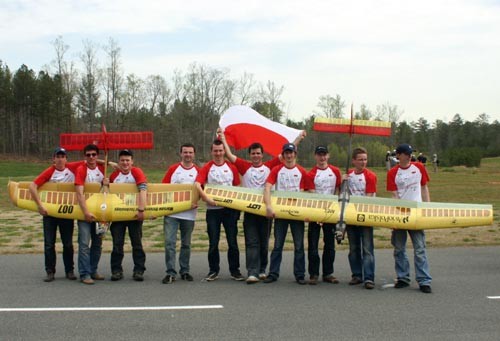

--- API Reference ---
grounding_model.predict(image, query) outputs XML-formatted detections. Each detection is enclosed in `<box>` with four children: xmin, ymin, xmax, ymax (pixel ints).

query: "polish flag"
<box><xmin>219</xmin><ymin>105</ymin><xmax>303</xmax><ymax>157</ymax></box>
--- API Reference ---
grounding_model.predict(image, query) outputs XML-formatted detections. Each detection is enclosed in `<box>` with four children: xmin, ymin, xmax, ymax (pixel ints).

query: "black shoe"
<box><xmin>111</xmin><ymin>272</ymin><xmax>123</xmax><ymax>281</ymax></box>
<box><xmin>181</xmin><ymin>273</ymin><xmax>194</xmax><ymax>281</ymax></box>
<box><xmin>231</xmin><ymin>273</ymin><xmax>245</xmax><ymax>281</ymax></box>
<box><xmin>162</xmin><ymin>274</ymin><xmax>176</xmax><ymax>284</ymax></box>
<box><xmin>65</xmin><ymin>271</ymin><xmax>77</xmax><ymax>280</ymax></box>
<box><xmin>263</xmin><ymin>275</ymin><xmax>277</xmax><ymax>283</ymax></box>
<box><xmin>296</xmin><ymin>278</ymin><xmax>307</xmax><ymax>285</ymax></box>
<box><xmin>204</xmin><ymin>272</ymin><xmax>219</xmax><ymax>282</ymax></box>
<box><xmin>44</xmin><ymin>272</ymin><xmax>55</xmax><ymax>282</ymax></box>
<box><xmin>420</xmin><ymin>285</ymin><xmax>432</xmax><ymax>294</ymax></box>
<box><xmin>133</xmin><ymin>272</ymin><xmax>144</xmax><ymax>282</ymax></box>
<box><xmin>395</xmin><ymin>280</ymin><xmax>410</xmax><ymax>288</ymax></box>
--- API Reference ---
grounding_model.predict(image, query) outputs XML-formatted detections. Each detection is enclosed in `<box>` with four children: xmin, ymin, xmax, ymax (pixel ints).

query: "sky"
<box><xmin>1</xmin><ymin>0</ymin><xmax>499</xmax><ymax>124</ymax></box>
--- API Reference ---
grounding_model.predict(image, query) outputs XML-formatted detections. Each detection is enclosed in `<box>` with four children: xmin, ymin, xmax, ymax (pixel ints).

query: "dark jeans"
<box><xmin>206</xmin><ymin>208</ymin><xmax>241</xmax><ymax>275</ymax></box>
<box><xmin>243</xmin><ymin>212</ymin><xmax>271</xmax><ymax>277</ymax></box>
<box><xmin>269</xmin><ymin>218</ymin><xmax>305</xmax><ymax>280</ymax></box>
<box><xmin>110</xmin><ymin>220</ymin><xmax>146</xmax><ymax>273</ymax></box>
<box><xmin>43</xmin><ymin>216</ymin><xmax>74</xmax><ymax>274</ymax></box>
<box><xmin>346</xmin><ymin>225</ymin><xmax>375</xmax><ymax>282</ymax></box>
<box><xmin>307</xmin><ymin>222</ymin><xmax>335</xmax><ymax>277</ymax></box>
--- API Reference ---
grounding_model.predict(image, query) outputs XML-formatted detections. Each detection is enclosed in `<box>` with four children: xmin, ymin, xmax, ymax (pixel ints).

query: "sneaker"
<box><xmin>81</xmin><ymin>278</ymin><xmax>94</xmax><ymax>285</ymax></box>
<box><xmin>204</xmin><ymin>272</ymin><xmax>219</xmax><ymax>282</ymax></box>
<box><xmin>133</xmin><ymin>272</ymin><xmax>144</xmax><ymax>282</ymax></box>
<box><xmin>263</xmin><ymin>275</ymin><xmax>277</xmax><ymax>283</ymax></box>
<box><xmin>246</xmin><ymin>275</ymin><xmax>259</xmax><ymax>284</ymax></box>
<box><xmin>349</xmin><ymin>277</ymin><xmax>363</xmax><ymax>285</ymax></box>
<box><xmin>162</xmin><ymin>274</ymin><xmax>176</xmax><ymax>284</ymax></box>
<box><xmin>364</xmin><ymin>281</ymin><xmax>375</xmax><ymax>290</ymax></box>
<box><xmin>111</xmin><ymin>272</ymin><xmax>123</xmax><ymax>281</ymax></box>
<box><xmin>309</xmin><ymin>276</ymin><xmax>318</xmax><ymax>285</ymax></box>
<box><xmin>419</xmin><ymin>285</ymin><xmax>432</xmax><ymax>294</ymax></box>
<box><xmin>65</xmin><ymin>271</ymin><xmax>77</xmax><ymax>280</ymax></box>
<box><xmin>394</xmin><ymin>280</ymin><xmax>410</xmax><ymax>288</ymax></box>
<box><xmin>323</xmin><ymin>275</ymin><xmax>340</xmax><ymax>284</ymax></box>
<box><xmin>44</xmin><ymin>272</ymin><xmax>55</xmax><ymax>282</ymax></box>
<box><xmin>181</xmin><ymin>273</ymin><xmax>194</xmax><ymax>281</ymax></box>
<box><xmin>231</xmin><ymin>273</ymin><xmax>245</xmax><ymax>281</ymax></box>
<box><xmin>91</xmin><ymin>273</ymin><xmax>105</xmax><ymax>280</ymax></box>
<box><xmin>296</xmin><ymin>278</ymin><xmax>307</xmax><ymax>285</ymax></box>
<box><xmin>258</xmin><ymin>273</ymin><xmax>267</xmax><ymax>280</ymax></box>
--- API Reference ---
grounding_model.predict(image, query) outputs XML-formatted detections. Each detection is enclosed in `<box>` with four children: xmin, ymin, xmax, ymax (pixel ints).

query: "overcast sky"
<box><xmin>1</xmin><ymin>0</ymin><xmax>499</xmax><ymax>123</ymax></box>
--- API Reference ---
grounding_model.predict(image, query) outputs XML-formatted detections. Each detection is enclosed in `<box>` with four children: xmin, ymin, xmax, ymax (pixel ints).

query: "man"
<box><xmin>195</xmin><ymin>139</ymin><xmax>243</xmax><ymax>282</ymax></box>
<box><xmin>29</xmin><ymin>147</ymin><xmax>83</xmax><ymax>282</ymax></box>
<box><xmin>219</xmin><ymin>130</ymin><xmax>305</xmax><ymax>284</ymax></box>
<box><xmin>307</xmin><ymin>145</ymin><xmax>341</xmax><ymax>285</ymax></box>
<box><xmin>162</xmin><ymin>143</ymin><xmax>200</xmax><ymax>284</ymax></box>
<box><xmin>75</xmin><ymin>144</ymin><xmax>106</xmax><ymax>285</ymax></box>
<box><xmin>264</xmin><ymin>143</ymin><xmax>314</xmax><ymax>285</ymax></box>
<box><xmin>345</xmin><ymin>147</ymin><xmax>377</xmax><ymax>289</ymax></box>
<box><xmin>387</xmin><ymin>143</ymin><xmax>432</xmax><ymax>294</ymax></box>
<box><xmin>108</xmin><ymin>149</ymin><xmax>147</xmax><ymax>282</ymax></box>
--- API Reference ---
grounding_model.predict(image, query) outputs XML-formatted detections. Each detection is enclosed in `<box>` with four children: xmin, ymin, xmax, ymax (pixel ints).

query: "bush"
<box><xmin>441</xmin><ymin>147</ymin><xmax>482</xmax><ymax>167</ymax></box>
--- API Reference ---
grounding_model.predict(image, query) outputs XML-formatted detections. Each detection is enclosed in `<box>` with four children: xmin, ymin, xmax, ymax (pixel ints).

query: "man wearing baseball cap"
<box><xmin>387</xmin><ymin>143</ymin><xmax>432</xmax><ymax>293</ymax></box>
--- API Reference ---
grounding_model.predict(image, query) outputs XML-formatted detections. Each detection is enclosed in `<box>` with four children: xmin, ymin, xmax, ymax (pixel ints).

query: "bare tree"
<box><xmin>145</xmin><ymin>74</ymin><xmax>172</xmax><ymax>115</ymax></box>
<box><xmin>77</xmin><ymin>40</ymin><xmax>101</xmax><ymax>130</ymax></box>
<box><xmin>315</xmin><ymin>94</ymin><xmax>345</xmax><ymax>118</ymax></box>
<box><xmin>375</xmin><ymin>102</ymin><xmax>403</xmax><ymax>123</ymax></box>
<box><xmin>235</xmin><ymin>72</ymin><xmax>256</xmax><ymax>105</ymax></box>
<box><xmin>102</xmin><ymin>38</ymin><xmax>122</xmax><ymax>123</ymax></box>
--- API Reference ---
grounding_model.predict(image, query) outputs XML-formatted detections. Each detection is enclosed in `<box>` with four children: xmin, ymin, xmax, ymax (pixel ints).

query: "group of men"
<box><xmin>31</xmin><ymin>135</ymin><xmax>432</xmax><ymax>293</ymax></box>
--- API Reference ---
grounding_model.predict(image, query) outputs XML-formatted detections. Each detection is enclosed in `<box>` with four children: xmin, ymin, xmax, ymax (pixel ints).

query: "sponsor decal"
<box><xmin>57</xmin><ymin>205</ymin><xmax>74</xmax><ymax>214</ymax></box>
<box><xmin>367</xmin><ymin>214</ymin><xmax>410</xmax><ymax>224</ymax></box>
<box><xmin>246</xmin><ymin>203</ymin><xmax>262</xmax><ymax>210</ymax></box>
<box><xmin>280</xmin><ymin>209</ymin><xmax>300</xmax><ymax>217</ymax></box>
<box><xmin>214</xmin><ymin>198</ymin><xmax>233</xmax><ymax>204</ymax></box>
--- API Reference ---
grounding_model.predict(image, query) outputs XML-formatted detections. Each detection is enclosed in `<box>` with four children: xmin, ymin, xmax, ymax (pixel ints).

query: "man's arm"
<box><xmin>264</xmin><ymin>182</ymin><xmax>274</xmax><ymax>218</ymax></box>
<box><xmin>29</xmin><ymin>182</ymin><xmax>47</xmax><ymax>216</ymax></box>
<box><xmin>136</xmin><ymin>185</ymin><xmax>147</xmax><ymax>221</ymax></box>
<box><xmin>195</xmin><ymin>182</ymin><xmax>216</xmax><ymax>206</ymax></box>
<box><xmin>217</xmin><ymin>128</ymin><xmax>237</xmax><ymax>163</ymax></box>
<box><xmin>76</xmin><ymin>185</ymin><xmax>95</xmax><ymax>222</ymax></box>
<box><xmin>421</xmin><ymin>184</ymin><xmax>430</xmax><ymax>202</ymax></box>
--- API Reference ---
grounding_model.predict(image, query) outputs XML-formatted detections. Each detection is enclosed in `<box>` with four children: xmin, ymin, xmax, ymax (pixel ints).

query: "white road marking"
<box><xmin>0</xmin><ymin>305</ymin><xmax>223</xmax><ymax>312</ymax></box>
<box><xmin>487</xmin><ymin>296</ymin><xmax>500</xmax><ymax>299</ymax></box>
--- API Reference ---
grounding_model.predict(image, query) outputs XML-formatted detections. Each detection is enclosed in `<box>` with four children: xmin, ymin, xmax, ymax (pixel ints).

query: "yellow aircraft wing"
<box><xmin>8</xmin><ymin>181</ymin><xmax>198</xmax><ymax>222</ymax></box>
<box><xmin>204</xmin><ymin>184</ymin><xmax>493</xmax><ymax>230</ymax></box>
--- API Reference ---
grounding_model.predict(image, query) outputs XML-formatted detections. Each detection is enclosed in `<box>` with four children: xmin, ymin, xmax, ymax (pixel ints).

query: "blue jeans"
<box><xmin>269</xmin><ymin>219</ymin><xmax>305</xmax><ymax>280</ymax></box>
<box><xmin>206</xmin><ymin>208</ymin><xmax>241</xmax><ymax>275</ymax></box>
<box><xmin>307</xmin><ymin>222</ymin><xmax>335</xmax><ymax>277</ymax></box>
<box><xmin>346</xmin><ymin>225</ymin><xmax>375</xmax><ymax>282</ymax></box>
<box><xmin>77</xmin><ymin>221</ymin><xmax>102</xmax><ymax>279</ymax></box>
<box><xmin>43</xmin><ymin>216</ymin><xmax>74</xmax><ymax>274</ymax></box>
<box><xmin>164</xmin><ymin>216</ymin><xmax>194</xmax><ymax>276</ymax></box>
<box><xmin>243</xmin><ymin>213</ymin><xmax>271</xmax><ymax>277</ymax></box>
<box><xmin>110</xmin><ymin>220</ymin><xmax>146</xmax><ymax>273</ymax></box>
<box><xmin>391</xmin><ymin>229</ymin><xmax>432</xmax><ymax>286</ymax></box>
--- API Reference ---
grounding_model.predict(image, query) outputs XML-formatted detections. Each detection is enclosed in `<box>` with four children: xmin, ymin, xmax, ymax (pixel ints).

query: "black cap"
<box><xmin>119</xmin><ymin>149</ymin><xmax>133</xmax><ymax>157</ymax></box>
<box><xmin>282</xmin><ymin>143</ymin><xmax>296</xmax><ymax>153</ymax></box>
<box><xmin>396</xmin><ymin>144</ymin><xmax>413</xmax><ymax>155</ymax></box>
<box><xmin>53</xmin><ymin>147</ymin><xmax>67</xmax><ymax>156</ymax></box>
<box><xmin>314</xmin><ymin>145</ymin><xmax>328</xmax><ymax>154</ymax></box>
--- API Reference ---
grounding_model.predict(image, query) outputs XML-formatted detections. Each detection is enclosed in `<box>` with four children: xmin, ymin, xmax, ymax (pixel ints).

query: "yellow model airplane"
<box><xmin>204</xmin><ymin>184</ymin><xmax>493</xmax><ymax>230</ymax></box>
<box><xmin>8</xmin><ymin>181</ymin><xmax>198</xmax><ymax>222</ymax></box>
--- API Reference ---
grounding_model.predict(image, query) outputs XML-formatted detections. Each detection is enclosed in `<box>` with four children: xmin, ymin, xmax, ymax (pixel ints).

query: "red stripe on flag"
<box><xmin>224</xmin><ymin>123</ymin><xmax>290</xmax><ymax>157</ymax></box>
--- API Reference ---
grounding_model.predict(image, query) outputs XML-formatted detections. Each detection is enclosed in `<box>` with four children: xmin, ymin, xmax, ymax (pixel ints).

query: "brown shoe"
<box><xmin>323</xmin><ymin>275</ymin><xmax>339</xmax><ymax>284</ymax></box>
<box><xmin>44</xmin><ymin>272</ymin><xmax>55</xmax><ymax>282</ymax></box>
<box><xmin>81</xmin><ymin>278</ymin><xmax>95</xmax><ymax>285</ymax></box>
<box><xmin>66</xmin><ymin>271</ymin><xmax>77</xmax><ymax>280</ymax></box>
<box><xmin>349</xmin><ymin>277</ymin><xmax>363</xmax><ymax>285</ymax></box>
<box><xmin>364</xmin><ymin>281</ymin><xmax>375</xmax><ymax>289</ymax></box>
<box><xmin>309</xmin><ymin>276</ymin><xmax>318</xmax><ymax>285</ymax></box>
<box><xmin>91</xmin><ymin>273</ymin><xmax>105</xmax><ymax>280</ymax></box>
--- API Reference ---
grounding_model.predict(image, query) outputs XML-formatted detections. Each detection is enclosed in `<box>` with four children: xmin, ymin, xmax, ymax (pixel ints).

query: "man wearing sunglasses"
<box><xmin>75</xmin><ymin>144</ymin><xmax>107</xmax><ymax>285</ymax></box>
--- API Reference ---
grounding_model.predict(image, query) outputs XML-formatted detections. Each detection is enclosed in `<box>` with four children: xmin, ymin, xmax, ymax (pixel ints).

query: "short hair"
<box><xmin>352</xmin><ymin>147</ymin><xmax>368</xmax><ymax>159</ymax></box>
<box><xmin>83</xmin><ymin>144</ymin><xmax>99</xmax><ymax>154</ymax></box>
<box><xmin>180</xmin><ymin>143</ymin><xmax>196</xmax><ymax>153</ymax></box>
<box><xmin>211</xmin><ymin>139</ymin><xmax>223</xmax><ymax>150</ymax></box>
<box><xmin>248</xmin><ymin>142</ymin><xmax>264</xmax><ymax>153</ymax></box>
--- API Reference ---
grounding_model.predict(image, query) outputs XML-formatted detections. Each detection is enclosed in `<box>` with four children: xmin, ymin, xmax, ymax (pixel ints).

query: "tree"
<box><xmin>375</xmin><ymin>102</ymin><xmax>403</xmax><ymax>123</ymax></box>
<box><xmin>316</xmin><ymin>94</ymin><xmax>345</xmax><ymax>118</ymax></box>
<box><xmin>257</xmin><ymin>80</ymin><xmax>285</xmax><ymax>121</ymax></box>
<box><xmin>77</xmin><ymin>40</ymin><xmax>101</xmax><ymax>130</ymax></box>
<box><xmin>102</xmin><ymin>38</ymin><xmax>122</xmax><ymax>125</ymax></box>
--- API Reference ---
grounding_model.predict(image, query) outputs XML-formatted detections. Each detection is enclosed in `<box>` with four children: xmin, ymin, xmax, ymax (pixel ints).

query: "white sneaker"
<box><xmin>258</xmin><ymin>273</ymin><xmax>267</xmax><ymax>280</ymax></box>
<box><xmin>246</xmin><ymin>275</ymin><xmax>259</xmax><ymax>284</ymax></box>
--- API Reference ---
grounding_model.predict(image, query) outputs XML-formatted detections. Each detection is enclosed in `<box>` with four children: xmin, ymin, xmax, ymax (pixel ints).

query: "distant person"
<box><xmin>432</xmin><ymin>154</ymin><xmax>439</xmax><ymax>173</ymax></box>
<box><xmin>108</xmin><ymin>149</ymin><xmax>147</xmax><ymax>282</ymax></box>
<box><xmin>195</xmin><ymin>139</ymin><xmax>243</xmax><ymax>282</ymax></box>
<box><xmin>29</xmin><ymin>147</ymin><xmax>83</xmax><ymax>282</ymax></box>
<box><xmin>387</xmin><ymin>143</ymin><xmax>432</xmax><ymax>294</ymax></box>
<box><xmin>307</xmin><ymin>145</ymin><xmax>341</xmax><ymax>285</ymax></box>
<box><xmin>385</xmin><ymin>151</ymin><xmax>391</xmax><ymax>171</ymax></box>
<box><xmin>417</xmin><ymin>153</ymin><xmax>427</xmax><ymax>165</ymax></box>
<box><xmin>162</xmin><ymin>143</ymin><xmax>200</xmax><ymax>284</ymax></box>
<box><xmin>345</xmin><ymin>147</ymin><xmax>377</xmax><ymax>289</ymax></box>
<box><xmin>264</xmin><ymin>143</ymin><xmax>314</xmax><ymax>285</ymax></box>
<box><xmin>389</xmin><ymin>151</ymin><xmax>399</xmax><ymax>168</ymax></box>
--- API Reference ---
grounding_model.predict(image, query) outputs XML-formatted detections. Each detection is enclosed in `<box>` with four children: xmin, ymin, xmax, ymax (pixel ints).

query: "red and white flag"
<box><xmin>219</xmin><ymin>105</ymin><xmax>302</xmax><ymax>157</ymax></box>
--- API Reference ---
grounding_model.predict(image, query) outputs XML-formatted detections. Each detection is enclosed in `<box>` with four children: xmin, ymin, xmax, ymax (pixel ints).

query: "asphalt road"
<box><xmin>1</xmin><ymin>246</ymin><xmax>500</xmax><ymax>340</ymax></box>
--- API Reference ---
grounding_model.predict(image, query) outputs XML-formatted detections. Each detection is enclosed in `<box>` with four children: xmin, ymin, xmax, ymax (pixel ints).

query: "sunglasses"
<box><xmin>85</xmin><ymin>152</ymin><xmax>97</xmax><ymax>157</ymax></box>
